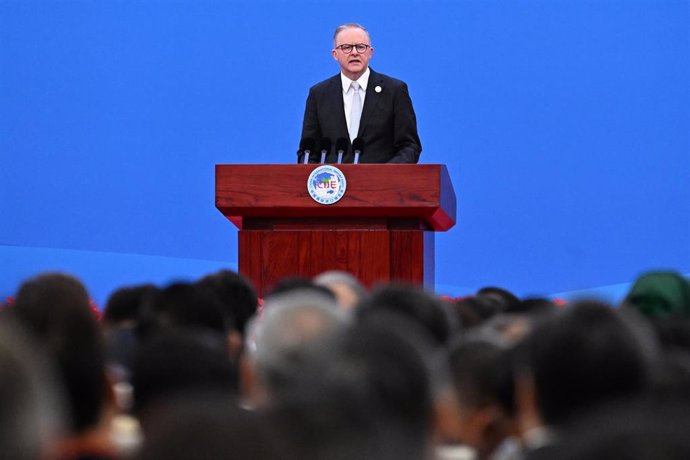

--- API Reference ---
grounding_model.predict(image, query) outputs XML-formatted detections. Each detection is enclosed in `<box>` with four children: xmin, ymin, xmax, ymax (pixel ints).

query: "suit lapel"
<box><xmin>357</xmin><ymin>69</ymin><xmax>383</xmax><ymax>138</ymax></box>
<box><xmin>328</xmin><ymin>75</ymin><xmax>348</xmax><ymax>139</ymax></box>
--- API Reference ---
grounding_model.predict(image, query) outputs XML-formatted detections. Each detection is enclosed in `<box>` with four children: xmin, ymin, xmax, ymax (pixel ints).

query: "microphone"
<box><xmin>335</xmin><ymin>137</ymin><xmax>349</xmax><ymax>164</ymax></box>
<box><xmin>299</xmin><ymin>138</ymin><xmax>315</xmax><ymax>164</ymax></box>
<box><xmin>318</xmin><ymin>137</ymin><xmax>331</xmax><ymax>164</ymax></box>
<box><xmin>352</xmin><ymin>138</ymin><xmax>364</xmax><ymax>164</ymax></box>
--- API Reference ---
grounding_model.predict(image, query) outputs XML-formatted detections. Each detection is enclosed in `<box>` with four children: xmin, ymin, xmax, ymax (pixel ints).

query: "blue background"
<box><xmin>2</xmin><ymin>0</ymin><xmax>689</xmax><ymax>306</ymax></box>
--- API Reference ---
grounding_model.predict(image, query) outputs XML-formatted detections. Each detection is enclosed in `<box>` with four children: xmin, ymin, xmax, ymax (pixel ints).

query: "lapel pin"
<box><xmin>375</xmin><ymin>85</ymin><xmax>382</xmax><ymax>93</ymax></box>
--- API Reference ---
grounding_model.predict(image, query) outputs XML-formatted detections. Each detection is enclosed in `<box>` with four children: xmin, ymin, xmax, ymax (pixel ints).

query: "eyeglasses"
<box><xmin>335</xmin><ymin>43</ymin><xmax>370</xmax><ymax>54</ymax></box>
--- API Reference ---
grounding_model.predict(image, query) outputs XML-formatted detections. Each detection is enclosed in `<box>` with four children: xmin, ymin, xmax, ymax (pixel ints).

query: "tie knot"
<box><xmin>351</xmin><ymin>81</ymin><xmax>360</xmax><ymax>92</ymax></box>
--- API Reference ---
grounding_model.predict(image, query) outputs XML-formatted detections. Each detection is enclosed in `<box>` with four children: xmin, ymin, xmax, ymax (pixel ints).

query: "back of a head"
<box><xmin>453</xmin><ymin>296</ymin><xmax>503</xmax><ymax>325</ymax></box>
<box><xmin>476</xmin><ymin>286</ymin><xmax>520</xmax><ymax>313</ymax></box>
<box><xmin>623</xmin><ymin>271</ymin><xmax>690</xmax><ymax>320</ymax></box>
<box><xmin>196</xmin><ymin>270</ymin><xmax>257</xmax><ymax>335</ymax></box>
<box><xmin>12</xmin><ymin>272</ymin><xmax>106</xmax><ymax>434</ymax></box>
<box><xmin>314</xmin><ymin>270</ymin><xmax>367</xmax><ymax>310</ymax></box>
<box><xmin>272</xmin><ymin>319</ymin><xmax>434</xmax><ymax>460</ymax></box>
<box><xmin>13</xmin><ymin>272</ymin><xmax>91</xmax><ymax>338</ymax></box>
<box><xmin>131</xmin><ymin>330</ymin><xmax>238</xmax><ymax>422</ymax></box>
<box><xmin>358</xmin><ymin>284</ymin><xmax>457</xmax><ymax>347</ymax></box>
<box><xmin>518</xmin><ymin>300</ymin><xmax>653</xmax><ymax>426</ymax></box>
<box><xmin>446</xmin><ymin>338</ymin><xmax>515</xmax><ymax>458</ymax></box>
<box><xmin>0</xmin><ymin>320</ymin><xmax>63</xmax><ymax>460</ymax></box>
<box><xmin>249</xmin><ymin>290</ymin><xmax>345</xmax><ymax>404</ymax></box>
<box><xmin>511</xmin><ymin>297</ymin><xmax>559</xmax><ymax>316</ymax></box>
<box><xmin>103</xmin><ymin>283</ymin><xmax>158</xmax><ymax>327</ymax></box>
<box><xmin>448</xmin><ymin>339</ymin><xmax>506</xmax><ymax>410</ymax></box>
<box><xmin>137</xmin><ymin>282</ymin><xmax>228</xmax><ymax>342</ymax></box>
<box><xmin>343</xmin><ymin>321</ymin><xmax>435</xmax><ymax>437</ymax></box>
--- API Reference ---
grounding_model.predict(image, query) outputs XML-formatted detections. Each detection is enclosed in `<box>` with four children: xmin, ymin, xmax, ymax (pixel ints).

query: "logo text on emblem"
<box><xmin>307</xmin><ymin>165</ymin><xmax>347</xmax><ymax>205</ymax></box>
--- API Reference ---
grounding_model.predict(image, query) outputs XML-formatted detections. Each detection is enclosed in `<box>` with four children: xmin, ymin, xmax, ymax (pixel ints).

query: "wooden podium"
<box><xmin>215</xmin><ymin>164</ymin><xmax>456</xmax><ymax>297</ymax></box>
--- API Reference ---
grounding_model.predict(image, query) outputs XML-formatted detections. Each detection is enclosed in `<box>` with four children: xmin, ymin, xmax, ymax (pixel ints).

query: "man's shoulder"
<box><xmin>368</xmin><ymin>69</ymin><xmax>408</xmax><ymax>88</ymax></box>
<box><xmin>309</xmin><ymin>74</ymin><xmax>341</xmax><ymax>93</ymax></box>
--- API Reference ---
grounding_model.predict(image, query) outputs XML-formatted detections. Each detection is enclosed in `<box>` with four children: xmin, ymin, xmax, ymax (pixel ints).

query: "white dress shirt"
<box><xmin>340</xmin><ymin>67</ymin><xmax>370</xmax><ymax>131</ymax></box>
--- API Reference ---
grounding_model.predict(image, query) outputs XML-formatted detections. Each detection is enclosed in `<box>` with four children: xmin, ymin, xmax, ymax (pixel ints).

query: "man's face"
<box><xmin>332</xmin><ymin>27</ymin><xmax>373</xmax><ymax>80</ymax></box>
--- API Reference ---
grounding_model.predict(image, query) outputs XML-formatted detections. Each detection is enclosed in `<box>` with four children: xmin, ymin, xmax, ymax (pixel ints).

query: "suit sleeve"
<box><xmin>388</xmin><ymin>82</ymin><xmax>422</xmax><ymax>164</ymax></box>
<box><xmin>297</xmin><ymin>87</ymin><xmax>322</xmax><ymax>163</ymax></box>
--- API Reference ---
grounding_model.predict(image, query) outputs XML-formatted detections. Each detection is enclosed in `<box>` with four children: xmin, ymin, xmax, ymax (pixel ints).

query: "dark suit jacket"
<box><xmin>298</xmin><ymin>69</ymin><xmax>422</xmax><ymax>164</ymax></box>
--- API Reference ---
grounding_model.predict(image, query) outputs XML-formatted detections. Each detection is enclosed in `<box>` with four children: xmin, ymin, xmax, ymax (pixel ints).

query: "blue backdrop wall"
<box><xmin>2</xmin><ymin>0</ymin><xmax>688</xmax><ymax>306</ymax></box>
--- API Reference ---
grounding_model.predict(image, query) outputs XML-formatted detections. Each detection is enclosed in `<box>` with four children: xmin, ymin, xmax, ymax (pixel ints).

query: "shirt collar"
<box><xmin>340</xmin><ymin>67</ymin><xmax>370</xmax><ymax>93</ymax></box>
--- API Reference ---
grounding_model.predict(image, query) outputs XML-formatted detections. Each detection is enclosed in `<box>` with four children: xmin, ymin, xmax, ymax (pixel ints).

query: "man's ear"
<box><xmin>332</xmin><ymin>49</ymin><xmax>338</xmax><ymax>61</ymax></box>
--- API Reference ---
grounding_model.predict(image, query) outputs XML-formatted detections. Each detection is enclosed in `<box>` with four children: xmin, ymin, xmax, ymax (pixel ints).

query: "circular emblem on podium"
<box><xmin>307</xmin><ymin>165</ymin><xmax>347</xmax><ymax>205</ymax></box>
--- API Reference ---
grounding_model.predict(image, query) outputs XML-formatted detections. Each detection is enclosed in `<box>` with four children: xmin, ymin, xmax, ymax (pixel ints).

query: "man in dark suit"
<box><xmin>298</xmin><ymin>23</ymin><xmax>422</xmax><ymax>164</ymax></box>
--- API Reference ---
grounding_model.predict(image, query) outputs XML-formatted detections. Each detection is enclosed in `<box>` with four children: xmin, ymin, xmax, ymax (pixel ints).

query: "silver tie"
<box><xmin>348</xmin><ymin>81</ymin><xmax>362</xmax><ymax>141</ymax></box>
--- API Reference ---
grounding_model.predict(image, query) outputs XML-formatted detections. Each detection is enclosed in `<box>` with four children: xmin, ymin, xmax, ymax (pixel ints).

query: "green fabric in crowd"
<box><xmin>625</xmin><ymin>271</ymin><xmax>690</xmax><ymax>320</ymax></box>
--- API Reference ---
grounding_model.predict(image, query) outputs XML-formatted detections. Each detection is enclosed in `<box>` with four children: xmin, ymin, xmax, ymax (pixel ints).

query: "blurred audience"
<box><xmin>1</xmin><ymin>267</ymin><xmax>688</xmax><ymax>460</ymax></box>
<box><xmin>10</xmin><ymin>273</ymin><xmax>117</xmax><ymax>460</ymax></box>
<box><xmin>0</xmin><ymin>319</ymin><xmax>63</xmax><ymax>460</ymax></box>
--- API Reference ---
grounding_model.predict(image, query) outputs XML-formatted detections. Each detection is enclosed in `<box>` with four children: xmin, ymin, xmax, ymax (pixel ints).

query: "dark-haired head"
<box><xmin>12</xmin><ymin>272</ymin><xmax>107</xmax><ymax>434</ymax></box>
<box><xmin>131</xmin><ymin>330</ymin><xmax>238</xmax><ymax>425</ymax></box>
<box><xmin>196</xmin><ymin>270</ymin><xmax>257</xmax><ymax>336</ymax></box>
<box><xmin>514</xmin><ymin>300</ymin><xmax>655</xmax><ymax>427</ymax></box>
<box><xmin>357</xmin><ymin>284</ymin><xmax>457</xmax><ymax>347</ymax></box>
<box><xmin>103</xmin><ymin>284</ymin><xmax>158</xmax><ymax>327</ymax></box>
<box><xmin>137</xmin><ymin>282</ymin><xmax>228</xmax><ymax>342</ymax></box>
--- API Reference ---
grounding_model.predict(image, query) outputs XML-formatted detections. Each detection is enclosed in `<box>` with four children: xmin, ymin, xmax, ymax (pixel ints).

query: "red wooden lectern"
<box><xmin>215</xmin><ymin>164</ymin><xmax>456</xmax><ymax>297</ymax></box>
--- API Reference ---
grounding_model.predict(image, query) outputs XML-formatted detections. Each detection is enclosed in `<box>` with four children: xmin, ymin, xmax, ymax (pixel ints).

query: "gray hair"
<box><xmin>314</xmin><ymin>270</ymin><xmax>367</xmax><ymax>301</ymax></box>
<box><xmin>246</xmin><ymin>290</ymin><xmax>349</xmax><ymax>401</ymax></box>
<box><xmin>333</xmin><ymin>23</ymin><xmax>371</xmax><ymax>47</ymax></box>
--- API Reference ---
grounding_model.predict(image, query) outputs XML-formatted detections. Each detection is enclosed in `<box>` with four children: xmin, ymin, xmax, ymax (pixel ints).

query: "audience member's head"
<box><xmin>441</xmin><ymin>338</ymin><xmax>515</xmax><ymax>459</ymax></box>
<box><xmin>136</xmin><ymin>282</ymin><xmax>228</xmax><ymax>342</ymax></box>
<box><xmin>243</xmin><ymin>289</ymin><xmax>346</xmax><ymax>407</ymax></box>
<box><xmin>12</xmin><ymin>273</ymin><xmax>109</xmax><ymax>436</ymax></box>
<box><xmin>103</xmin><ymin>284</ymin><xmax>158</xmax><ymax>328</ymax></box>
<box><xmin>477</xmin><ymin>286</ymin><xmax>520</xmax><ymax>313</ymax></box>
<box><xmin>0</xmin><ymin>320</ymin><xmax>63</xmax><ymax>460</ymax></box>
<box><xmin>639</xmin><ymin>317</ymin><xmax>690</xmax><ymax>401</ymax></box>
<box><xmin>449</xmin><ymin>297</ymin><xmax>483</xmax><ymax>329</ymax></box>
<box><xmin>358</xmin><ymin>284</ymin><xmax>457</xmax><ymax>347</ymax></box>
<box><xmin>314</xmin><ymin>270</ymin><xmax>367</xmax><ymax>311</ymax></box>
<box><xmin>130</xmin><ymin>330</ymin><xmax>238</xmax><ymax>426</ymax></box>
<box><xmin>623</xmin><ymin>270</ymin><xmax>690</xmax><ymax>320</ymax></box>
<box><xmin>271</xmin><ymin>319</ymin><xmax>435</xmax><ymax>460</ymax></box>
<box><xmin>196</xmin><ymin>270</ymin><xmax>258</xmax><ymax>363</ymax></box>
<box><xmin>513</xmin><ymin>300</ymin><xmax>655</xmax><ymax>431</ymax></box>
<box><xmin>452</xmin><ymin>296</ymin><xmax>501</xmax><ymax>326</ymax></box>
<box><xmin>102</xmin><ymin>284</ymin><xmax>158</xmax><ymax>378</ymax></box>
<box><xmin>196</xmin><ymin>270</ymin><xmax>257</xmax><ymax>336</ymax></box>
<box><xmin>510</xmin><ymin>297</ymin><xmax>558</xmax><ymax>316</ymax></box>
